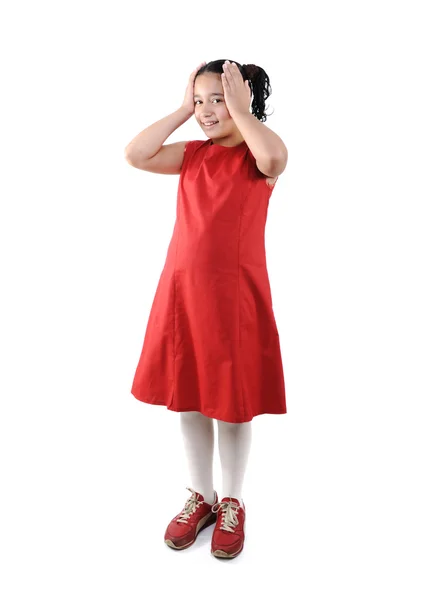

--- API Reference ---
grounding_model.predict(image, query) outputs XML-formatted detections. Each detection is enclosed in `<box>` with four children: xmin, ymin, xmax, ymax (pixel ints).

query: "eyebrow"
<box><xmin>193</xmin><ymin>92</ymin><xmax>224</xmax><ymax>99</ymax></box>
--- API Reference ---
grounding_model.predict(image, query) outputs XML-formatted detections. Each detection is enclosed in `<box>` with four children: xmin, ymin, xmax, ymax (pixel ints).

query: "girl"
<box><xmin>125</xmin><ymin>59</ymin><xmax>288</xmax><ymax>559</ymax></box>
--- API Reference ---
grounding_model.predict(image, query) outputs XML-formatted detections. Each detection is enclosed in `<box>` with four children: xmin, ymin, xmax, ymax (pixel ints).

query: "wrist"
<box><xmin>178</xmin><ymin>105</ymin><xmax>194</xmax><ymax>119</ymax></box>
<box><xmin>230</xmin><ymin>109</ymin><xmax>252</xmax><ymax>121</ymax></box>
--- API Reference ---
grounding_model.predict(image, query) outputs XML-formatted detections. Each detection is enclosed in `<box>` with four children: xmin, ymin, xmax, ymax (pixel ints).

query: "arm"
<box><xmin>231</xmin><ymin>111</ymin><xmax>288</xmax><ymax>178</ymax></box>
<box><xmin>125</xmin><ymin>63</ymin><xmax>206</xmax><ymax>172</ymax></box>
<box><xmin>124</xmin><ymin>106</ymin><xmax>192</xmax><ymax>165</ymax></box>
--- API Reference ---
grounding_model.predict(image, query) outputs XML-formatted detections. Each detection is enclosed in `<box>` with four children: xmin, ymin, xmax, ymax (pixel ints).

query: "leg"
<box><xmin>179</xmin><ymin>411</ymin><xmax>216</xmax><ymax>504</ymax></box>
<box><xmin>216</xmin><ymin>420</ymin><xmax>252</xmax><ymax>504</ymax></box>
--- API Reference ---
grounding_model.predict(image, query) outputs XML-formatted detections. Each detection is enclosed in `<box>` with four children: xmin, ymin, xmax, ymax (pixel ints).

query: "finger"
<box><xmin>222</xmin><ymin>71</ymin><xmax>234</xmax><ymax>93</ymax></box>
<box><xmin>192</xmin><ymin>62</ymin><xmax>206</xmax><ymax>76</ymax></box>
<box><xmin>222</xmin><ymin>62</ymin><xmax>234</xmax><ymax>83</ymax></box>
<box><xmin>227</xmin><ymin>61</ymin><xmax>241</xmax><ymax>81</ymax></box>
<box><xmin>227</xmin><ymin>66</ymin><xmax>242</xmax><ymax>90</ymax></box>
<box><xmin>221</xmin><ymin>71</ymin><xmax>231</xmax><ymax>93</ymax></box>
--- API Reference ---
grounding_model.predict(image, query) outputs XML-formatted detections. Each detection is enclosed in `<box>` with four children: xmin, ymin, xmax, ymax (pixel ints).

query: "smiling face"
<box><xmin>193</xmin><ymin>72</ymin><xmax>243</xmax><ymax>145</ymax></box>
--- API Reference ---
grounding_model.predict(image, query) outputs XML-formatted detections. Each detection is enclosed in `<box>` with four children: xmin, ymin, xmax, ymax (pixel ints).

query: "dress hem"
<box><xmin>131</xmin><ymin>391</ymin><xmax>287</xmax><ymax>424</ymax></box>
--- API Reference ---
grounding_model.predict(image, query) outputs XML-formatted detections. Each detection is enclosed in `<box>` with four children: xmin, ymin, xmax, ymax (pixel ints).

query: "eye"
<box><xmin>194</xmin><ymin>99</ymin><xmax>222</xmax><ymax>105</ymax></box>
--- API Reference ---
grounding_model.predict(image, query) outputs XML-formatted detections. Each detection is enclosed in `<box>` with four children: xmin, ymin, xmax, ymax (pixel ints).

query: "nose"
<box><xmin>199</xmin><ymin>109</ymin><xmax>217</xmax><ymax>120</ymax></box>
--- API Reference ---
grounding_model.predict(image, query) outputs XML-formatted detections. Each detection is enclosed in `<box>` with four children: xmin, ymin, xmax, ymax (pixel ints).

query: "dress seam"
<box><xmin>237</xmin><ymin>179</ymin><xmax>253</xmax><ymax>422</ymax></box>
<box><xmin>173</xmin><ymin>145</ymin><xmax>190</xmax><ymax>405</ymax></box>
<box><xmin>237</xmin><ymin>207</ymin><xmax>244</xmax><ymax>421</ymax></box>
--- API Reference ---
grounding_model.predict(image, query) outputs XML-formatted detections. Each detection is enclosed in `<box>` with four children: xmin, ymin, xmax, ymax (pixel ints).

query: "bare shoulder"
<box><xmin>125</xmin><ymin>140</ymin><xmax>189</xmax><ymax>174</ymax></box>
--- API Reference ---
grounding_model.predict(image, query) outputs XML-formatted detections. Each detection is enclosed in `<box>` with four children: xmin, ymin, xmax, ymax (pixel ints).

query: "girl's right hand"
<box><xmin>181</xmin><ymin>62</ymin><xmax>206</xmax><ymax>117</ymax></box>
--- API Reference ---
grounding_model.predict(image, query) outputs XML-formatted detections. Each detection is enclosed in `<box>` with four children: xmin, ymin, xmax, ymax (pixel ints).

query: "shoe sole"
<box><xmin>164</xmin><ymin>510</ymin><xmax>217</xmax><ymax>550</ymax></box>
<box><xmin>211</xmin><ymin>544</ymin><xmax>244</xmax><ymax>559</ymax></box>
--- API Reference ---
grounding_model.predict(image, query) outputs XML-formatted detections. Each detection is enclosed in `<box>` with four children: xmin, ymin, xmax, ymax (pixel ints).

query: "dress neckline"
<box><xmin>208</xmin><ymin>139</ymin><xmax>247</xmax><ymax>149</ymax></box>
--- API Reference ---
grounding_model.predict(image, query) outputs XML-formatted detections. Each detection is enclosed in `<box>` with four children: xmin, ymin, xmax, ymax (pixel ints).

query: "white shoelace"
<box><xmin>176</xmin><ymin>487</ymin><xmax>203</xmax><ymax>524</ymax></box>
<box><xmin>212</xmin><ymin>499</ymin><xmax>240</xmax><ymax>533</ymax></box>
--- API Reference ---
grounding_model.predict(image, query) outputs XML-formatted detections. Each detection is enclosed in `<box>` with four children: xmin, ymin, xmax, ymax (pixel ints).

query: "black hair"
<box><xmin>195</xmin><ymin>60</ymin><xmax>274</xmax><ymax>122</ymax></box>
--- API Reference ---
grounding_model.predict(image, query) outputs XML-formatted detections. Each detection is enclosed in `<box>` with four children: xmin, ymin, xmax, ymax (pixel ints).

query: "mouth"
<box><xmin>202</xmin><ymin>121</ymin><xmax>219</xmax><ymax>128</ymax></box>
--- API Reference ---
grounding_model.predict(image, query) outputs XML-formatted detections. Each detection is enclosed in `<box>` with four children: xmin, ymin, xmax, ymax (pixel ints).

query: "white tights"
<box><xmin>179</xmin><ymin>411</ymin><xmax>252</xmax><ymax>505</ymax></box>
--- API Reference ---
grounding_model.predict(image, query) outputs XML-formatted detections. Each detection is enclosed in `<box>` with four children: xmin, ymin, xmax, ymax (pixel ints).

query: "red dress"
<box><xmin>131</xmin><ymin>138</ymin><xmax>287</xmax><ymax>423</ymax></box>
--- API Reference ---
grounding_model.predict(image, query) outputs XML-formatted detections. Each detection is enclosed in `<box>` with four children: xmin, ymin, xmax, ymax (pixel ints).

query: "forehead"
<box><xmin>193</xmin><ymin>73</ymin><xmax>223</xmax><ymax>97</ymax></box>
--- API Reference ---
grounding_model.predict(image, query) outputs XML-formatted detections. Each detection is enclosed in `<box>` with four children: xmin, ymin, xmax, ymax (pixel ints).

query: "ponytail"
<box><xmin>241</xmin><ymin>63</ymin><xmax>273</xmax><ymax>122</ymax></box>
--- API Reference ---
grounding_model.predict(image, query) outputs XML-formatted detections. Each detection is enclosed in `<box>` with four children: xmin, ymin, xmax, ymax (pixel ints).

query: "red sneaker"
<box><xmin>164</xmin><ymin>487</ymin><xmax>218</xmax><ymax>550</ymax></box>
<box><xmin>210</xmin><ymin>497</ymin><xmax>246</xmax><ymax>558</ymax></box>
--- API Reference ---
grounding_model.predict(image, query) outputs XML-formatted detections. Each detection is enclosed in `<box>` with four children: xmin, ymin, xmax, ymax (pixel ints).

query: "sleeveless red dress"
<box><xmin>131</xmin><ymin>138</ymin><xmax>287</xmax><ymax>423</ymax></box>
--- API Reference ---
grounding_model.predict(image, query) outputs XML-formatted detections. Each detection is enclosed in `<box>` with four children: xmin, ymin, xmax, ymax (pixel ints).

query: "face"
<box><xmin>193</xmin><ymin>72</ymin><xmax>238</xmax><ymax>141</ymax></box>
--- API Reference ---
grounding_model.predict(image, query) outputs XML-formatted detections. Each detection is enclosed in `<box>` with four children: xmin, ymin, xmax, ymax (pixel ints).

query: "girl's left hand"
<box><xmin>221</xmin><ymin>61</ymin><xmax>251</xmax><ymax>117</ymax></box>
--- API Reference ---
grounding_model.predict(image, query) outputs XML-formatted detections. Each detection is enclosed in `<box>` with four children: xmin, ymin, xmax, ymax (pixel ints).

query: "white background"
<box><xmin>1</xmin><ymin>0</ymin><xmax>444</xmax><ymax>598</ymax></box>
